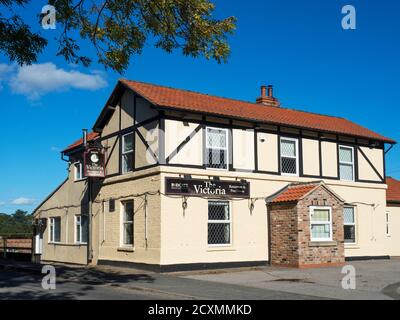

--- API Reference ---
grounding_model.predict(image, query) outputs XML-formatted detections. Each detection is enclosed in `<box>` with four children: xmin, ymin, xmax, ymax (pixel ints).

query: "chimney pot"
<box><xmin>261</xmin><ymin>85</ymin><xmax>267</xmax><ymax>98</ymax></box>
<box><xmin>256</xmin><ymin>84</ymin><xmax>280</xmax><ymax>107</ymax></box>
<box><xmin>267</xmin><ymin>85</ymin><xmax>273</xmax><ymax>97</ymax></box>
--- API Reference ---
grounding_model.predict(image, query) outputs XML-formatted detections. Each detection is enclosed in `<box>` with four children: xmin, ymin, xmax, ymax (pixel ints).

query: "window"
<box><xmin>75</xmin><ymin>215</ymin><xmax>88</xmax><ymax>244</ymax></box>
<box><xmin>208</xmin><ymin>201</ymin><xmax>231</xmax><ymax>246</ymax></box>
<box><xmin>280</xmin><ymin>137</ymin><xmax>298</xmax><ymax>175</ymax></box>
<box><xmin>339</xmin><ymin>146</ymin><xmax>354</xmax><ymax>181</ymax></box>
<box><xmin>122</xmin><ymin>132</ymin><xmax>134</xmax><ymax>174</ymax></box>
<box><xmin>49</xmin><ymin>217</ymin><xmax>61</xmax><ymax>243</ymax></box>
<box><xmin>109</xmin><ymin>199</ymin><xmax>115</xmax><ymax>212</ymax></box>
<box><xmin>310</xmin><ymin>207</ymin><xmax>332</xmax><ymax>242</ymax></box>
<box><xmin>74</xmin><ymin>162</ymin><xmax>83</xmax><ymax>181</ymax></box>
<box><xmin>205</xmin><ymin>127</ymin><xmax>228</xmax><ymax>170</ymax></box>
<box><xmin>121</xmin><ymin>201</ymin><xmax>134</xmax><ymax>246</ymax></box>
<box><xmin>344</xmin><ymin>207</ymin><xmax>356</xmax><ymax>243</ymax></box>
<box><xmin>386</xmin><ymin>211</ymin><xmax>390</xmax><ymax>236</ymax></box>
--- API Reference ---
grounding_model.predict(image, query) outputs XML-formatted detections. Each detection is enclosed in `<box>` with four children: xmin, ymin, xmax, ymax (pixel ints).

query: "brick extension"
<box><xmin>268</xmin><ymin>182</ymin><xmax>345</xmax><ymax>268</ymax></box>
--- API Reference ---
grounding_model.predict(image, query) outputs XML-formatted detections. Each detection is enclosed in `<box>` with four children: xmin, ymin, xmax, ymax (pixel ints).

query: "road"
<box><xmin>0</xmin><ymin>267</ymin><xmax>321</xmax><ymax>300</ymax></box>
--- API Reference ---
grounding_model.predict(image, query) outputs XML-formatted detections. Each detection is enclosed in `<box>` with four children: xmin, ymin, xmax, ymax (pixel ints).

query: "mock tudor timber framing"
<box><xmin>73</xmin><ymin>84</ymin><xmax>391</xmax><ymax>184</ymax></box>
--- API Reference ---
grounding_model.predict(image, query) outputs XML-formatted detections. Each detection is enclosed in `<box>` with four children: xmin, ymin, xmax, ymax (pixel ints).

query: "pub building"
<box><xmin>32</xmin><ymin>80</ymin><xmax>400</xmax><ymax>271</ymax></box>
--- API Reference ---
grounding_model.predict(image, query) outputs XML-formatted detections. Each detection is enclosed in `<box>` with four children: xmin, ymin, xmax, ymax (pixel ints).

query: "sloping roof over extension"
<box><xmin>386</xmin><ymin>177</ymin><xmax>400</xmax><ymax>204</ymax></box>
<box><xmin>112</xmin><ymin>79</ymin><xmax>395</xmax><ymax>144</ymax></box>
<box><xmin>266</xmin><ymin>181</ymin><xmax>345</xmax><ymax>204</ymax></box>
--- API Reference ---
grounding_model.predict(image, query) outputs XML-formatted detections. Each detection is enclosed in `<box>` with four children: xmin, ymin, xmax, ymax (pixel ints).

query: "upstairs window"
<box><xmin>122</xmin><ymin>132</ymin><xmax>134</xmax><ymax>174</ymax></box>
<box><xmin>339</xmin><ymin>146</ymin><xmax>354</xmax><ymax>181</ymax></box>
<box><xmin>344</xmin><ymin>207</ymin><xmax>356</xmax><ymax>243</ymax></box>
<box><xmin>75</xmin><ymin>215</ymin><xmax>88</xmax><ymax>244</ymax></box>
<box><xmin>310</xmin><ymin>207</ymin><xmax>332</xmax><ymax>242</ymax></box>
<box><xmin>74</xmin><ymin>162</ymin><xmax>83</xmax><ymax>181</ymax></box>
<box><xmin>49</xmin><ymin>217</ymin><xmax>61</xmax><ymax>243</ymax></box>
<box><xmin>280</xmin><ymin>137</ymin><xmax>298</xmax><ymax>175</ymax></box>
<box><xmin>205</xmin><ymin>127</ymin><xmax>228</xmax><ymax>170</ymax></box>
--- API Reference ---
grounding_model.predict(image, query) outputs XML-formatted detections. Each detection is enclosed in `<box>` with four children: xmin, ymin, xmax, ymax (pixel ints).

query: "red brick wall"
<box><xmin>297</xmin><ymin>187</ymin><xmax>344</xmax><ymax>267</ymax></box>
<box><xmin>269</xmin><ymin>186</ymin><xmax>345</xmax><ymax>268</ymax></box>
<box><xmin>269</xmin><ymin>203</ymin><xmax>299</xmax><ymax>266</ymax></box>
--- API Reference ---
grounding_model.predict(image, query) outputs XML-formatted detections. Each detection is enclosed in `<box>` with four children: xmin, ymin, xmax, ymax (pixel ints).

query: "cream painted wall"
<box><xmin>121</xmin><ymin>90</ymin><xmax>134</xmax><ymax>129</ymax></box>
<box><xmin>34</xmin><ymin>167</ymin><xmax>89</xmax><ymax>264</ymax></box>
<box><xmin>136</xmin><ymin>120</ymin><xmax>159</xmax><ymax>168</ymax></box>
<box><xmin>302</xmin><ymin>138</ymin><xmax>320</xmax><ymax>176</ymax></box>
<box><xmin>321</xmin><ymin>141</ymin><xmax>338</xmax><ymax>177</ymax></box>
<box><xmin>135</xmin><ymin>97</ymin><xmax>158</xmax><ymax>124</ymax></box>
<box><xmin>101</xmin><ymin>104</ymin><xmax>120</xmax><ymax>137</ymax></box>
<box><xmin>233</xmin><ymin>128</ymin><xmax>254</xmax><ymax>170</ymax></box>
<box><xmin>96</xmin><ymin>171</ymin><xmax>161</xmax><ymax>264</ymax></box>
<box><xmin>160</xmin><ymin>172</ymin><xmax>270</xmax><ymax>265</ymax></box>
<box><xmin>358</xmin><ymin>147</ymin><xmax>384</xmax><ymax>181</ymax></box>
<box><xmin>329</xmin><ymin>184</ymin><xmax>398</xmax><ymax>257</ymax></box>
<box><xmin>164</xmin><ymin>119</ymin><xmax>203</xmax><ymax>166</ymax></box>
<box><xmin>257</xmin><ymin>132</ymin><xmax>278</xmax><ymax>172</ymax></box>
<box><xmin>383</xmin><ymin>205</ymin><xmax>400</xmax><ymax>256</ymax></box>
<box><xmin>103</xmin><ymin>136</ymin><xmax>119</xmax><ymax>175</ymax></box>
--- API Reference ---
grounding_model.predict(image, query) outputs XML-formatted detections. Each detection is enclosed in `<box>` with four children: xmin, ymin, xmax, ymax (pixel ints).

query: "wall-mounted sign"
<box><xmin>165</xmin><ymin>177</ymin><xmax>250</xmax><ymax>198</ymax></box>
<box><xmin>84</xmin><ymin>148</ymin><xmax>106</xmax><ymax>178</ymax></box>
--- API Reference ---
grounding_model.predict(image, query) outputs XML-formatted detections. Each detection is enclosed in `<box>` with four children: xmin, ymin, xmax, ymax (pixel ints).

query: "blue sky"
<box><xmin>0</xmin><ymin>0</ymin><xmax>399</xmax><ymax>214</ymax></box>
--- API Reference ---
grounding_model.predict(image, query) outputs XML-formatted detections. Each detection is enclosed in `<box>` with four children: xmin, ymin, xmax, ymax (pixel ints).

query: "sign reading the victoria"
<box><xmin>84</xmin><ymin>148</ymin><xmax>106</xmax><ymax>178</ymax></box>
<box><xmin>165</xmin><ymin>177</ymin><xmax>250</xmax><ymax>198</ymax></box>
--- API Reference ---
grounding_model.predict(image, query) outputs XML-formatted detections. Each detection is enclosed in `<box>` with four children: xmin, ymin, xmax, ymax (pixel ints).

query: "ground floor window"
<box><xmin>75</xmin><ymin>215</ymin><xmax>88</xmax><ymax>244</ymax></box>
<box><xmin>208</xmin><ymin>201</ymin><xmax>231</xmax><ymax>245</ymax></box>
<box><xmin>49</xmin><ymin>217</ymin><xmax>61</xmax><ymax>243</ymax></box>
<box><xmin>309</xmin><ymin>206</ymin><xmax>332</xmax><ymax>242</ymax></box>
<box><xmin>121</xmin><ymin>200</ymin><xmax>134</xmax><ymax>246</ymax></box>
<box><xmin>344</xmin><ymin>207</ymin><xmax>356</xmax><ymax>243</ymax></box>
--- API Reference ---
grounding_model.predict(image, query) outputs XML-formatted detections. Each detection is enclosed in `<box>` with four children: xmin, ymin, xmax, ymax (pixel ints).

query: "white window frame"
<box><xmin>386</xmin><ymin>211</ymin><xmax>390</xmax><ymax>237</ymax></box>
<box><xmin>122</xmin><ymin>132</ymin><xmax>134</xmax><ymax>174</ymax></box>
<box><xmin>280</xmin><ymin>137</ymin><xmax>299</xmax><ymax>176</ymax></box>
<box><xmin>339</xmin><ymin>145</ymin><xmax>355</xmax><ymax>181</ymax></box>
<box><xmin>207</xmin><ymin>200</ymin><xmax>232</xmax><ymax>247</ymax></box>
<box><xmin>73</xmin><ymin>161</ymin><xmax>84</xmax><ymax>181</ymax></box>
<box><xmin>49</xmin><ymin>217</ymin><xmax>61</xmax><ymax>243</ymax></box>
<box><xmin>344</xmin><ymin>206</ymin><xmax>356</xmax><ymax>244</ymax></box>
<box><xmin>309</xmin><ymin>206</ymin><xmax>333</xmax><ymax>242</ymax></box>
<box><xmin>120</xmin><ymin>200</ymin><xmax>134</xmax><ymax>247</ymax></box>
<box><xmin>205</xmin><ymin>127</ymin><xmax>229</xmax><ymax>171</ymax></box>
<box><xmin>74</xmin><ymin>215</ymin><xmax>88</xmax><ymax>244</ymax></box>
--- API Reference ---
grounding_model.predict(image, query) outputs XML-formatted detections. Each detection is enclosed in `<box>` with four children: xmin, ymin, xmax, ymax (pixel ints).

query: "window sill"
<box><xmin>207</xmin><ymin>245</ymin><xmax>234</xmax><ymax>252</ymax></box>
<box><xmin>74</xmin><ymin>178</ymin><xmax>87</xmax><ymax>183</ymax></box>
<box><xmin>74</xmin><ymin>242</ymin><xmax>88</xmax><ymax>246</ymax></box>
<box><xmin>117</xmin><ymin>247</ymin><xmax>135</xmax><ymax>252</ymax></box>
<box><xmin>345</xmin><ymin>244</ymin><xmax>360</xmax><ymax>249</ymax></box>
<box><xmin>308</xmin><ymin>241</ymin><xmax>337</xmax><ymax>247</ymax></box>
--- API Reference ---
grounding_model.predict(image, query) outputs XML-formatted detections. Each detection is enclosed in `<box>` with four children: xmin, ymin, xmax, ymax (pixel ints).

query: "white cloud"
<box><xmin>0</xmin><ymin>201</ymin><xmax>5</xmax><ymax>206</ymax></box>
<box><xmin>0</xmin><ymin>64</ymin><xmax>16</xmax><ymax>91</ymax></box>
<box><xmin>0</xmin><ymin>62</ymin><xmax>107</xmax><ymax>100</ymax></box>
<box><xmin>11</xmin><ymin>197</ymin><xmax>36</xmax><ymax>205</ymax></box>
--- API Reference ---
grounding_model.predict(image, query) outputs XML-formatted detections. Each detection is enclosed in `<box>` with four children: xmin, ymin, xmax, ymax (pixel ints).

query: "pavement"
<box><xmin>0</xmin><ymin>258</ymin><xmax>399</xmax><ymax>300</ymax></box>
<box><xmin>0</xmin><ymin>260</ymin><xmax>320</xmax><ymax>300</ymax></box>
<box><xmin>180</xmin><ymin>258</ymin><xmax>400</xmax><ymax>300</ymax></box>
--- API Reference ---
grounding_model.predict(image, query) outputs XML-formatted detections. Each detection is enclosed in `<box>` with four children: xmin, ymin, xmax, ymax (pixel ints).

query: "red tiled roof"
<box><xmin>119</xmin><ymin>79</ymin><xmax>395</xmax><ymax>143</ymax></box>
<box><xmin>63</xmin><ymin>132</ymin><xmax>99</xmax><ymax>153</ymax></box>
<box><xmin>386</xmin><ymin>177</ymin><xmax>400</xmax><ymax>203</ymax></box>
<box><xmin>269</xmin><ymin>183</ymin><xmax>319</xmax><ymax>204</ymax></box>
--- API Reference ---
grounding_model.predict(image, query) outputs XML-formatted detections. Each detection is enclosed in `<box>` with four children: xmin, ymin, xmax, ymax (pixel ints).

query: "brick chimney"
<box><xmin>256</xmin><ymin>85</ymin><xmax>280</xmax><ymax>107</ymax></box>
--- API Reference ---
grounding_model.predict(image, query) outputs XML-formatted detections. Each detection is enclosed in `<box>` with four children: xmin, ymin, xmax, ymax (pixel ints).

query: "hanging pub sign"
<box><xmin>165</xmin><ymin>177</ymin><xmax>250</xmax><ymax>198</ymax></box>
<box><xmin>84</xmin><ymin>148</ymin><xmax>106</xmax><ymax>178</ymax></box>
